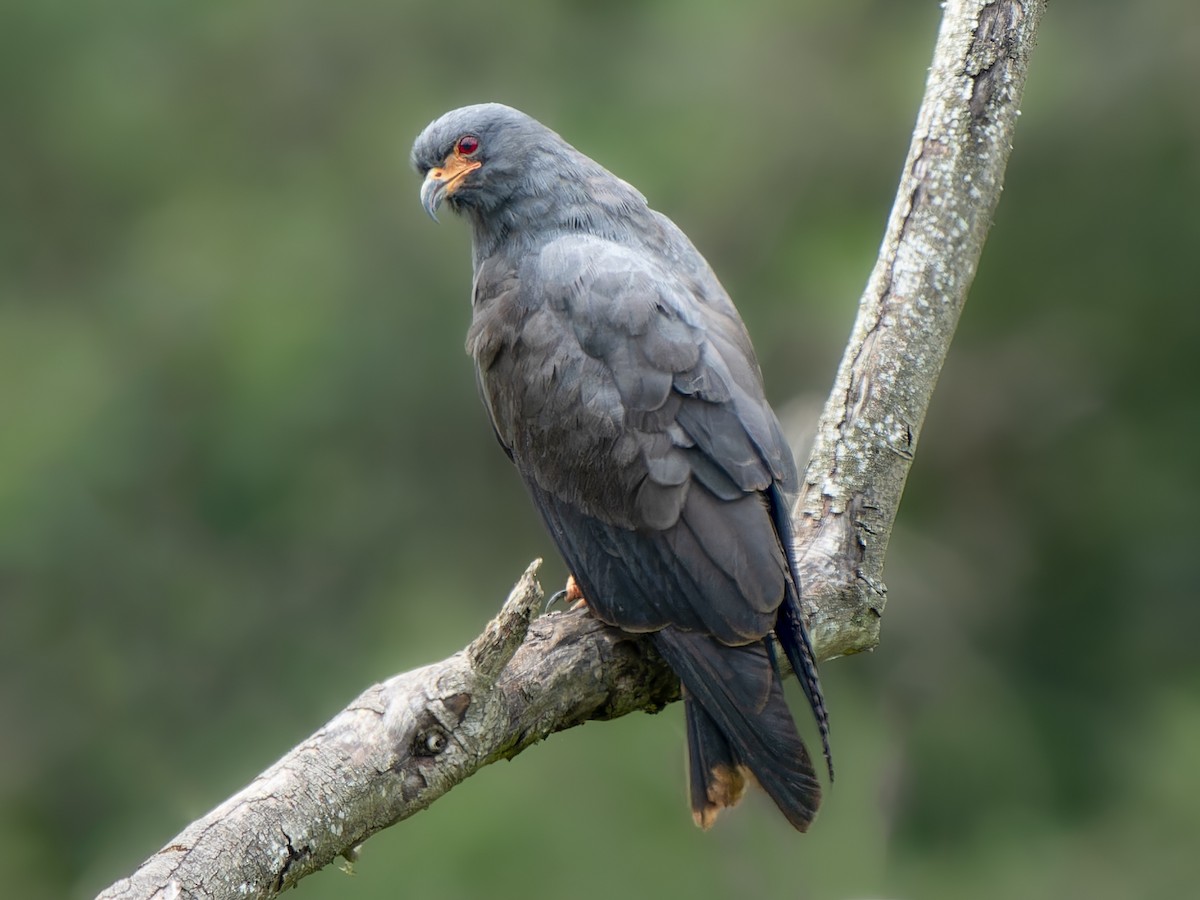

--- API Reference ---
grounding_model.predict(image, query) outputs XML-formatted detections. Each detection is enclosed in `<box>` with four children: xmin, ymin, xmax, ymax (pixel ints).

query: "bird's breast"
<box><xmin>468</xmin><ymin>270</ymin><xmax>644</xmax><ymax>527</ymax></box>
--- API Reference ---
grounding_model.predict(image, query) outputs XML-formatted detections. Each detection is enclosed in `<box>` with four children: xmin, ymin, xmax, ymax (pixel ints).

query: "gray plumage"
<box><xmin>412</xmin><ymin>103</ymin><xmax>831</xmax><ymax>830</ymax></box>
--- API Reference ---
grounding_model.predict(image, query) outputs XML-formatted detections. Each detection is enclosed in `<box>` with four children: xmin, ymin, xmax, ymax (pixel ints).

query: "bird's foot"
<box><xmin>544</xmin><ymin>574</ymin><xmax>589</xmax><ymax>613</ymax></box>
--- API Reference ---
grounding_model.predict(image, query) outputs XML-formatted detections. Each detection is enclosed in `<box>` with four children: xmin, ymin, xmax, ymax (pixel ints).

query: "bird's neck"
<box><xmin>468</xmin><ymin>161</ymin><xmax>650</xmax><ymax>270</ymax></box>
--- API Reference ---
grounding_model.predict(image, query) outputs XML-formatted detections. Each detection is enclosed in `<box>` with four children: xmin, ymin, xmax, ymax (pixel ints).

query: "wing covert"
<box><xmin>466</xmin><ymin>234</ymin><xmax>799</xmax><ymax>643</ymax></box>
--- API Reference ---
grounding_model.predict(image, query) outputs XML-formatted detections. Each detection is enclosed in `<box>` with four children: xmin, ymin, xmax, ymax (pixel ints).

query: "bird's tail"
<box><xmin>652</xmin><ymin>628</ymin><xmax>821</xmax><ymax>831</ymax></box>
<box><xmin>765</xmin><ymin>482</ymin><xmax>834</xmax><ymax>782</ymax></box>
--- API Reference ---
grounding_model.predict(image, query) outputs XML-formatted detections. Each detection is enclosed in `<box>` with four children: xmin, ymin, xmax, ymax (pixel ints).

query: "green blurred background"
<box><xmin>2</xmin><ymin>1</ymin><xmax>1197</xmax><ymax>898</ymax></box>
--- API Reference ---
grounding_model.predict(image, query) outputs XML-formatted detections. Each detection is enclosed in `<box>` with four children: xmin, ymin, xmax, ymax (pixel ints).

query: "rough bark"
<box><xmin>794</xmin><ymin>0</ymin><xmax>1040</xmax><ymax>659</ymax></box>
<box><xmin>97</xmin><ymin>2</ymin><xmax>1044</xmax><ymax>898</ymax></box>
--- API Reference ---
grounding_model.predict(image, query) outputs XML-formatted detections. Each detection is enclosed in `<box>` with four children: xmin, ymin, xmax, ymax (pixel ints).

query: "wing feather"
<box><xmin>470</xmin><ymin>233</ymin><xmax>797</xmax><ymax>644</ymax></box>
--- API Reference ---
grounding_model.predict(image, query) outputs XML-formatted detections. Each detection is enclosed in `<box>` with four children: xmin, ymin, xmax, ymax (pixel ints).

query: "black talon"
<box><xmin>544</xmin><ymin>588</ymin><xmax>570</xmax><ymax>613</ymax></box>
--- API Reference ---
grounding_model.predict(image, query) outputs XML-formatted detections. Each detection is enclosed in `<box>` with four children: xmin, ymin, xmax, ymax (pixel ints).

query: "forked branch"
<box><xmin>97</xmin><ymin>3</ymin><xmax>1044</xmax><ymax>897</ymax></box>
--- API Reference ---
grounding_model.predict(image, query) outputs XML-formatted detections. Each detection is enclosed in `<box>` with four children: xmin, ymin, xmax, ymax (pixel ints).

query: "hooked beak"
<box><xmin>420</xmin><ymin>154</ymin><xmax>481</xmax><ymax>222</ymax></box>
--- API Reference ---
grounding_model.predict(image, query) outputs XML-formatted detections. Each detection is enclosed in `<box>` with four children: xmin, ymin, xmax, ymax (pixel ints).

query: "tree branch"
<box><xmin>96</xmin><ymin>2</ymin><xmax>1044</xmax><ymax>898</ymax></box>
<box><xmin>794</xmin><ymin>0</ymin><xmax>1042</xmax><ymax>659</ymax></box>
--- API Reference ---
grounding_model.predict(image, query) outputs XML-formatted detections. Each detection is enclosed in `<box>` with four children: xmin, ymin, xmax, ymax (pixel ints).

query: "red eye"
<box><xmin>456</xmin><ymin>135</ymin><xmax>479</xmax><ymax>156</ymax></box>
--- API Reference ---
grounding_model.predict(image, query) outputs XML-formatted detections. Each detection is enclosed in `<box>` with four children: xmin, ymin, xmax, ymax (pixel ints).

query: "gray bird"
<box><xmin>412</xmin><ymin>103</ymin><xmax>831</xmax><ymax>831</ymax></box>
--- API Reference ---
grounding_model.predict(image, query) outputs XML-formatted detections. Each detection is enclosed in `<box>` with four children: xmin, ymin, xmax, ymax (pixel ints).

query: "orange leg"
<box><xmin>545</xmin><ymin>574</ymin><xmax>590</xmax><ymax>613</ymax></box>
<box><xmin>563</xmin><ymin>574</ymin><xmax>588</xmax><ymax>610</ymax></box>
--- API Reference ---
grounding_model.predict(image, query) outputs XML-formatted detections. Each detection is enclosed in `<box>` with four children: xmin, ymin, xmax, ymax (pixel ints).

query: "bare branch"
<box><xmin>794</xmin><ymin>0</ymin><xmax>1043</xmax><ymax>659</ymax></box>
<box><xmin>98</xmin><ymin>564</ymin><xmax>681</xmax><ymax>900</ymax></box>
<box><xmin>96</xmin><ymin>2</ymin><xmax>1045</xmax><ymax>898</ymax></box>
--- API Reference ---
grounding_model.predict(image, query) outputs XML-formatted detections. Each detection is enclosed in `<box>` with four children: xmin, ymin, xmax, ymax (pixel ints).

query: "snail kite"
<box><xmin>412</xmin><ymin>103</ymin><xmax>831</xmax><ymax>831</ymax></box>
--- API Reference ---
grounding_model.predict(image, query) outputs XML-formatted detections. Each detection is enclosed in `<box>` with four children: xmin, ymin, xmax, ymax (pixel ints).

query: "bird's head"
<box><xmin>411</xmin><ymin>103</ymin><xmax>556</xmax><ymax>223</ymax></box>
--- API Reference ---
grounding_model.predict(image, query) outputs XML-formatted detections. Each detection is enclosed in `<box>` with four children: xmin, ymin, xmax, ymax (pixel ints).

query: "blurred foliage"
<box><xmin>1</xmin><ymin>1</ymin><xmax>1197</xmax><ymax>898</ymax></box>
